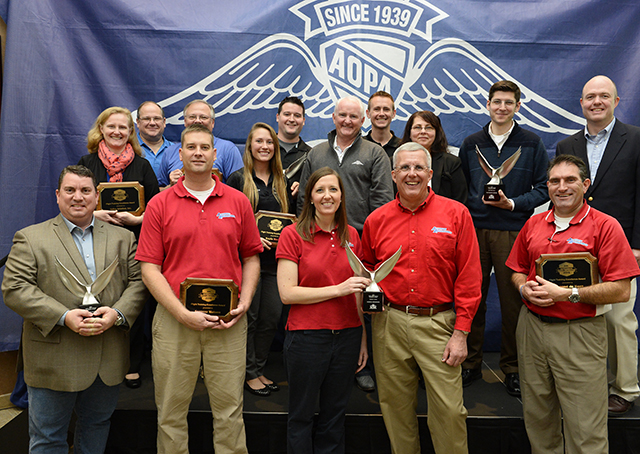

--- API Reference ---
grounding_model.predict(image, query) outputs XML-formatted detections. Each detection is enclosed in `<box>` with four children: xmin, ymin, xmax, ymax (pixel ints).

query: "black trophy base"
<box><xmin>363</xmin><ymin>291</ymin><xmax>383</xmax><ymax>312</ymax></box>
<box><xmin>484</xmin><ymin>183</ymin><xmax>505</xmax><ymax>201</ymax></box>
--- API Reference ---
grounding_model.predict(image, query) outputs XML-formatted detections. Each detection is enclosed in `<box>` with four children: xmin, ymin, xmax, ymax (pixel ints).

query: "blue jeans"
<box><xmin>284</xmin><ymin>326</ymin><xmax>362</xmax><ymax>454</ymax></box>
<box><xmin>27</xmin><ymin>376</ymin><xmax>120</xmax><ymax>454</ymax></box>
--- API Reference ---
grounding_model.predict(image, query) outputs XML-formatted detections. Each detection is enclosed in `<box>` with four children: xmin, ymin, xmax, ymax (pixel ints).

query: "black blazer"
<box><xmin>556</xmin><ymin>120</ymin><xmax>640</xmax><ymax>248</ymax></box>
<box><xmin>431</xmin><ymin>151</ymin><xmax>468</xmax><ymax>205</ymax></box>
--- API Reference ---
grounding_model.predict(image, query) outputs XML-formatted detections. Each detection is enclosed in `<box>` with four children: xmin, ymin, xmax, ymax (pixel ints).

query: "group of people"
<box><xmin>2</xmin><ymin>74</ymin><xmax>639</xmax><ymax>454</ymax></box>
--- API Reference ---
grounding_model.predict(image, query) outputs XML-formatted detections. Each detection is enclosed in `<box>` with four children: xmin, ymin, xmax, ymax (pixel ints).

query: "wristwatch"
<box><xmin>114</xmin><ymin>311</ymin><xmax>125</xmax><ymax>327</ymax></box>
<box><xmin>568</xmin><ymin>287</ymin><xmax>580</xmax><ymax>303</ymax></box>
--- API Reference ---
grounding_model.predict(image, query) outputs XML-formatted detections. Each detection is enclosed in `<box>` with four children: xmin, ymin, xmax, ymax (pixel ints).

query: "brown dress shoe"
<box><xmin>608</xmin><ymin>394</ymin><xmax>634</xmax><ymax>417</ymax></box>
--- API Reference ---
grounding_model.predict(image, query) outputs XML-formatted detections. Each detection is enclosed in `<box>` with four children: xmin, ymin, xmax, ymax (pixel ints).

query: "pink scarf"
<box><xmin>98</xmin><ymin>140</ymin><xmax>135</xmax><ymax>182</ymax></box>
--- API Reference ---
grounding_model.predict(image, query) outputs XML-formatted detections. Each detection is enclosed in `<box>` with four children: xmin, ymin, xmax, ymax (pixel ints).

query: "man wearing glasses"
<box><xmin>458</xmin><ymin>80</ymin><xmax>549</xmax><ymax>397</ymax></box>
<box><xmin>362</xmin><ymin>142</ymin><xmax>481</xmax><ymax>454</ymax></box>
<box><xmin>136</xmin><ymin>101</ymin><xmax>174</xmax><ymax>182</ymax></box>
<box><xmin>157</xmin><ymin>99</ymin><xmax>244</xmax><ymax>184</ymax></box>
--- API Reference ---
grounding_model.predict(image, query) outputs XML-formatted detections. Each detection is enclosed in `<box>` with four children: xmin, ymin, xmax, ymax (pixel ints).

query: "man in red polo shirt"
<box><xmin>361</xmin><ymin>142</ymin><xmax>482</xmax><ymax>454</ymax></box>
<box><xmin>506</xmin><ymin>154</ymin><xmax>639</xmax><ymax>453</ymax></box>
<box><xmin>136</xmin><ymin>124</ymin><xmax>262</xmax><ymax>454</ymax></box>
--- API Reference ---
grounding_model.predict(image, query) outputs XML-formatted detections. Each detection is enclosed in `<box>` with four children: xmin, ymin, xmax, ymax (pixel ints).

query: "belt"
<box><xmin>386</xmin><ymin>302</ymin><xmax>453</xmax><ymax>316</ymax></box>
<box><xmin>527</xmin><ymin>307</ymin><xmax>593</xmax><ymax>324</ymax></box>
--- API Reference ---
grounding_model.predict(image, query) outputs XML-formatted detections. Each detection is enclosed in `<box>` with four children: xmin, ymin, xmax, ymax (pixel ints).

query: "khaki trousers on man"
<box><xmin>152</xmin><ymin>304</ymin><xmax>248</xmax><ymax>454</ymax></box>
<box><xmin>517</xmin><ymin>306</ymin><xmax>608</xmax><ymax>454</ymax></box>
<box><xmin>373</xmin><ymin>307</ymin><xmax>468</xmax><ymax>454</ymax></box>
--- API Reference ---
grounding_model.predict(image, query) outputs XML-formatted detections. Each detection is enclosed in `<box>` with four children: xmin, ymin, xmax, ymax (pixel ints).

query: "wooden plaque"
<box><xmin>180</xmin><ymin>278</ymin><xmax>239</xmax><ymax>322</ymax></box>
<box><xmin>97</xmin><ymin>181</ymin><xmax>145</xmax><ymax>215</ymax></box>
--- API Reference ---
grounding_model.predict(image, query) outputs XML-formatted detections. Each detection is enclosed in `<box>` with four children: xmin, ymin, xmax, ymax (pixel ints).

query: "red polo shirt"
<box><xmin>136</xmin><ymin>176</ymin><xmax>263</xmax><ymax>297</ymax></box>
<box><xmin>361</xmin><ymin>190</ymin><xmax>481</xmax><ymax>332</ymax></box>
<box><xmin>276</xmin><ymin>224</ymin><xmax>363</xmax><ymax>331</ymax></box>
<box><xmin>507</xmin><ymin>201</ymin><xmax>639</xmax><ymax>319</ymax></box>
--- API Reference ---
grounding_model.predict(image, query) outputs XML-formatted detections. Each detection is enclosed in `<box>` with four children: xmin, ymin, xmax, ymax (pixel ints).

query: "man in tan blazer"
<box><xmin>2</xmin><ymin>165</ymin><xmax>147</xmax><ymax>454</ymax></box>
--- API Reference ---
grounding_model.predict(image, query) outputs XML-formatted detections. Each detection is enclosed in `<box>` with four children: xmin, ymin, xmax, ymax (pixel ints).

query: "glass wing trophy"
<box><xmin>346</xmin><ymin>246</ymin><xmax>402</xmax><ymax>312</ymax></box>
<box><xmin>55</xmin><ymin>256</ymin><xmax>120</xmax><ymax>312</ymax></box>
<box><xmin>475</xmin><ymin>146</ymin><xmax>521</xmax><ymax>201</ymax></box>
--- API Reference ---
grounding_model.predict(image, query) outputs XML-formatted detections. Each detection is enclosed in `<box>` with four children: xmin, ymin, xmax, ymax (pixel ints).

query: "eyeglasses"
<box><xmin>490</xmin><ymin>99</ymin><xmax>516</xmax><ymax>107</ymax></box>
<box><xmin>139</xmin><ymin>116</ymin><xmax>164</xmax><ymax>123</ymax></box>
<box><xmin>395</xmin><ymin>165</ymin><xmax>429</xmax><ymax>174</ymax></box>
<box><xmin>186</xmin><ymin>114</ymin><xmax>211</xmax><ymax>122</ymax></box>
<box><xmin>411</xmin><ymin>125</ymin><xmax>434</xmax><ymax>132</ymax></box>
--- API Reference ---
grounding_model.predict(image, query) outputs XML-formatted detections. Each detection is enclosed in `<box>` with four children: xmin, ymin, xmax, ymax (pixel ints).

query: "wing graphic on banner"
<box><xmin>156</xmin><ymin>33</ymin><xmax>335</xmax><ymax>125</ymax></box>
<box><xmin>398</xmin><ymin>38</ymin><xmax>585</xmax><ymax>135</ymax></box>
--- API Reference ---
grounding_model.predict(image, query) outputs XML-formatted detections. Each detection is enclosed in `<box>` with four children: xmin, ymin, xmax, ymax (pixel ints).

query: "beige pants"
<box><xmin>152</xmin><ymin>304</ymin><xmax>248</xmax><ymax>454</ymax></box>
<box><xmin>517</xmin><ymin>306</ymin><xmax>608</xmax><ymax>454</ymax></box>
<box><xmin>373</xmin><ymin>307</ymin><xmax>468</xmax><ymax>454</ymax></box>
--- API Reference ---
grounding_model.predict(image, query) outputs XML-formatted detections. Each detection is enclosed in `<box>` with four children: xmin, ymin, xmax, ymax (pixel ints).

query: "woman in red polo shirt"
<box><xmin>276</xmin><ymin>166</ymin><xmax>370</xmax><ymax>454</ymax></box>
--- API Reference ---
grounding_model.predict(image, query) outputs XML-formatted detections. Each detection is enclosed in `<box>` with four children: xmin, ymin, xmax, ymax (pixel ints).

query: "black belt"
<box><xmin>527</xmin><ymin>307</ymin><xmax>594</xmax><ymax>324</ymax></box>
<box><xmin>386</xmin><ymin>302</ymin><xmax>453</xmax><ymax>316</ymax></box>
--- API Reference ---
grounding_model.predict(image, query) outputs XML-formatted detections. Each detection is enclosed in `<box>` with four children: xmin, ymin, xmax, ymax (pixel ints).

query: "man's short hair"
<box><xmin>136</xmin><ymin>101</ymin><xmax>165</xmax><ymax>119</ymax></box>
<box><xmin>547</xmin><ymin>155</ymin><xmax>589</xmax><ymax>182</ymax></box>
<box><xmin>58</xmin><ymin>165</ymin><xmax>97</xmax><ymax>190</ymax></box>
<box><xmin>181</xmin><ymin>124</ymin><xmax>214</xmax><ymax>147</ymax></box>
<box><xmin>278</xmin><ymin>96</ymin><xmax>306</xmax><ymax>117</ymax></box>
<box><xmin>367</xmin><ymin>91</ymin><xmax>395</xmax><ymax>110</ymax></box>
<box><xmin>392</xmin><ymin>142</ymin><xmax>432</xmax><ymax>169</ymax></box>
<box><xmin>335</xmin><ymin>95</ymin><xmax>365</xmax><ymax>117</ymax></box>
<box><xmin>489</xmin><ymin>80</ymin><xmax>521</xmax><ymax>103</ymax></box>
<box><xmin>183</xmin><ymin>100</ymin><xmax>215</xmax><ymax>120</ymax></box>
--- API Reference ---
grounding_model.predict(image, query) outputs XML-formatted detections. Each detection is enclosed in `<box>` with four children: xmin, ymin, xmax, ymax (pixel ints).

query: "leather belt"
<box><xmin>386</xmin><ymin>302</ymin><xmax>453</xmax><ymax>316</ymax></box>
<box><xmin>527</xmin><ymin>307</ymin><xmax>593</xmax><ymax>324</ymax></box>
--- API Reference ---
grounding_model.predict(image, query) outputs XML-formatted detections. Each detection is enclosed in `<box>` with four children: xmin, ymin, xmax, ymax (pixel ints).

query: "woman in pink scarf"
<box><xmin>79</xmin><ymin>106</ymin><xmax>159</xmax><ymax>230</ymax></box>
<box><xmin>78</xmin><ymin>106</ymin><xmax>159</xmax><ymax>389</ymax></box>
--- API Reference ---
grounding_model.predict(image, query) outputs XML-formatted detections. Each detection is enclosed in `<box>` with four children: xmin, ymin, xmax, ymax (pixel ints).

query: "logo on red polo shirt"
<box><xmin>566</xmin><ymin>238</ymin><xmax>588</xmax><ymax>247</ymax></box>
<box><xmin>216</xmin><ymin>212</ymin><xmax>236</xmax><ymax>219</ymax></box>
<box><xmin>431</xmin><ymin>226</ymin><xmax>452</xmax><ymax>234</ymax></box>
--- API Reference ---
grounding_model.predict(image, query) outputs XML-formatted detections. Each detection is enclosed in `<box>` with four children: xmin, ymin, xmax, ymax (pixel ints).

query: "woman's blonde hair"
<box><xmin>87</xmin><ymin>106</ymin><xmax>142</xmax><ymax>156</ymax></box>
<box><xmin>241</xmin><ymin>123</ymin><xmax>288</xmax><ymax>213</ymax></box>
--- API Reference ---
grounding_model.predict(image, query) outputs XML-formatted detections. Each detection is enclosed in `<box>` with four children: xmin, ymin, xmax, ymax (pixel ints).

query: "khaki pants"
<box><xmin>373</xmin><ymin>307</ymin><xmax>468</xmax><ymax>454</ymax></box>
<box><xmin>517</xmin><ymin>306</ymin><xmax>608</xmax><ymax>454</ymax></box>
<box><xmin>152</xmin><ymin>304</ymin><xmax>248</xmax><ymax>454</ymax></box>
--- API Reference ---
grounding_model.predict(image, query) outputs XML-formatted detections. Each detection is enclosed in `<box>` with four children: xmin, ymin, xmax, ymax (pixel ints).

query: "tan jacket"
<box><xmin>2</xmin><ymin>214</ymin><xmax>148</xmax><ymax>392</ymax></box>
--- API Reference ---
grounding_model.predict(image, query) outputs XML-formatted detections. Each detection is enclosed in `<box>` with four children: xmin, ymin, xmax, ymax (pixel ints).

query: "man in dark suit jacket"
<box><xmin>2</xmin><ymin>165</ymin><xmax>147</xmax><ymax>453</ymax></box>
<box><xmin>556</xmin><ymin>75</ymin><xmax>640</xmax><ymax>416</ymax></box>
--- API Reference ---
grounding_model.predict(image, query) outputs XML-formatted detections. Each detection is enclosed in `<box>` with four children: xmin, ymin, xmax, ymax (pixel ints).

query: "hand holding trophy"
<box><xmin>345</xmin><ymin>246</ymin><xmax>402</xmax><ymax>312</ymax></box>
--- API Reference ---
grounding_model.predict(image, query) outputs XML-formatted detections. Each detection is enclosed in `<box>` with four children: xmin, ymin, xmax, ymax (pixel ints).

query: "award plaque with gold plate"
<box><xmin>255</xmin><ymin>210</ymin><xmax>296</xmax><ymax>245</ymax></box>
<box><xmin>535</xmin><ymin>252</ymin><xmax>598</xmax><ymax>288</ymax></box>
<box><xmin>180</xmin><ymin>278</ymin><xmax>239</xmax><ymax>322</ymax></box>
<box><xmin>97</xmin><ymin>182</ymin><xmax>145</xmax><ymax>215</ymax></box>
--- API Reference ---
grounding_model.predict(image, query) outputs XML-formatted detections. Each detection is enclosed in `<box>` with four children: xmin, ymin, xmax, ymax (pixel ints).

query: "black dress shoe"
<box><xmin>245</xmin><ymin>382</ymin><xmax>271</xmax><ymax>397</ymax></box>
<box><xmin>505</xmin><ymin>373</ymin><xmax>521</xmax><ymax>397</ymax></box>
<box><xmin>124</xmin><ymin>377</ymin><xmax>142</xmax><ymax>389</ymax></box>
<box><xmin>355</xmin><ymin>375</ymin><xmax>376</xmax><ymax>392</ymax></box>
<box><xmin>608</xmin><ymin>394</ymin><xmax>634</xmax><ymax>416</ymax></box>
<box><xmin>266</xmin><ymin>382</ymin><xmax>280</xmax><ymax>392</ymax></box>
<box><xmin>461</xmin><ymin>368</ymin><xmax>482</xmax><ymax>387</ymax></box>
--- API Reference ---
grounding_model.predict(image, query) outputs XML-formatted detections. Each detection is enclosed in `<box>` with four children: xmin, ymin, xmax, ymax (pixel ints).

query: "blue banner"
<box><xmin>1</xmin><ymin>0</ymin><xmax>640</xmax><ymax>350</ymax></box>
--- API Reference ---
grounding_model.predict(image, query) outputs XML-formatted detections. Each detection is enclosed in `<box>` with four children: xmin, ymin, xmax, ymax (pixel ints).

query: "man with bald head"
<box><xmin>297</xmin><ymin>96</ymin><xmax>393</xmax><ymax>234</ymax></box>
<box><xmin>556</xmin><ymin>75</ymin><xmax>640</xmax><ymax>416</ymax></box>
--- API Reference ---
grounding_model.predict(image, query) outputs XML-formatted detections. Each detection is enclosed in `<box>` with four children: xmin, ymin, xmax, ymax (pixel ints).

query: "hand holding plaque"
<box><xmin>255</xmin><ymin>210</ymin><xmax>296</xmax><ymax>245</ymax></box>
<box><xmin>346</xmin><ymin>246</ymin><xmax>402</xmax><ymax>312</ymax></box>
<box><xmin>180</xmin><ymin>278</ymin><xmax>239</xmax><ymax>322</ymax></box>
<box><xmin>97</xmin><ymin>182</ymin><xmax>145</xmax><ymax>215</ymax></box>
<box><xmin>535</xmin><ymin>252</ymin><xmax>598</xmax><ymax>288</ymax></box>
<box><xmin>475</xmin><ymin>146</ymin><xmax>521</xmax><ymax>201</ymax></box>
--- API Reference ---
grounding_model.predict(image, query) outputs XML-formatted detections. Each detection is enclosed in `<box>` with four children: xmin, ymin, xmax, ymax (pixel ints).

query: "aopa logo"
<box><xmin>156</xmin><ymin>0</ymin><xmax>584</xmax><ymax>138</ymax></box>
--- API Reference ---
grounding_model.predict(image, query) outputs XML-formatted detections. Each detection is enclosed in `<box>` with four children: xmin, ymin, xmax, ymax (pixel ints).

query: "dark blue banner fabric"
<box><xmin>1</xmin><ymin>0</ymin><xmax>640</xmax><ymax>349</ymax></box>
